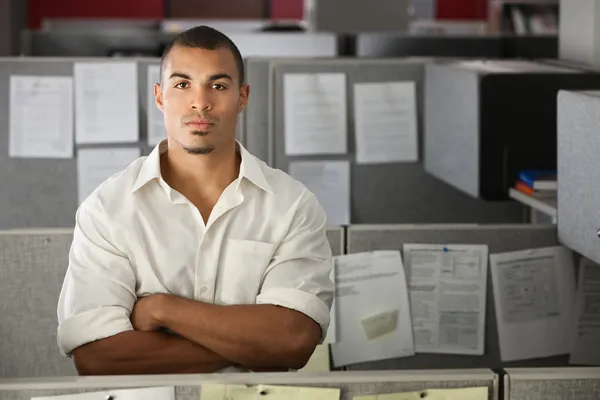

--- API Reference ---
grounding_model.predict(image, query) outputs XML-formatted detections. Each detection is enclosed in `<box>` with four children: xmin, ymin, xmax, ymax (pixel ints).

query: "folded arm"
<box><xmin>148</xmin><ymin>296</ymin><xmax>321</xmax><ymax>370</ymax></box>
<box><xmin>72</xmin><ymin>330</ymin><xmax>230</xmax><ymax>375</ymax></box>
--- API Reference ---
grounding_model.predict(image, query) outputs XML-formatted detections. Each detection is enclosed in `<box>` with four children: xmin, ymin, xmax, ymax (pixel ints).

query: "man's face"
<box><xmin>154</xmin><ymin>45</ymin><xmax>249</xmax><ymax>155</ymax></box>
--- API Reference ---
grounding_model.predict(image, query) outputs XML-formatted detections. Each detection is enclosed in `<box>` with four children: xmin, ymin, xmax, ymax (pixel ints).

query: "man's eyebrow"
<box><xmin>168</xmin><ymin>72</ymin><xmax>192</xmax><ymax>80</ymax></box>
<box><xmin>208</xmin><ymin>73</ymin><xmax>233</xmax><ymax>82</ymax></box>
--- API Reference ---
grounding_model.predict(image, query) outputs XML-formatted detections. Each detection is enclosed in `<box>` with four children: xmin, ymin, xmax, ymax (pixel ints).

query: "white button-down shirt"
<box><xmin>57</xmin><ymin>141</ymin><xmax>334</xmax><ymax>369</ymax></box>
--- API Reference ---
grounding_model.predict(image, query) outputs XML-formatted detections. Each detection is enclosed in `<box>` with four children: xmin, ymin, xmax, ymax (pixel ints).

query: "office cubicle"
<box><xmin>0</xmin><ymin>227</ymin><xmax>345</xmax><ymax>378</ymax></box>
<box><xmin>0</xmin><ymin>57</ymin><xmax>160</xmax><ymax>230</ymax></box>
<box><xmin>0</xmin><ymin>370</ymin><xmax>499</xmax><ymax>400</ymax></box>
<box><xmin>1</xmin><ymin>56</ymin><xmax>527</xmax><ymax>231</ymax></box>
<box><xmin>265</xmin><ymin>57</ymin><xmax>523</xmax><ymax>224</ymax></box>
<box><xmin>504</xmin><ymin>368</ymin><xmax>600</xmax><ymax>400</ymax></box>
<box><xmin>341</xmin><ymin>224</ymin><xmax>569</xmax><ymax>371</ymax></box>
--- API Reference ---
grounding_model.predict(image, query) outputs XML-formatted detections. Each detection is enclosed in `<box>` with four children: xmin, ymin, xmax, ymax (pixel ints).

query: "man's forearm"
<box><xmin>71</xmin><ymin>330</ymin><xmax>231</xmax><ymax>375</ymax></box>
<box><xmin>157</xmin><ymin>296</ymin><xmax>320</xmax><ymax>369</ymax></box>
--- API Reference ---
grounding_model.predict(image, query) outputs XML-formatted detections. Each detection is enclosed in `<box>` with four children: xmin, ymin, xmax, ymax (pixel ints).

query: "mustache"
<box><xmin>181</xmin><ymin>113</ymin><xmax>218</xmax><ymax>125</ymax></box>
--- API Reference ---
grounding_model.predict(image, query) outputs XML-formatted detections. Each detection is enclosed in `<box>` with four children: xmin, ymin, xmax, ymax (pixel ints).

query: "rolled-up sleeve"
<box><xmin>255</xmin><ymin>191</ymin><xmax>334</xmax><ymax>343</ymax></box>
<box><xmin>57</xmin><ymin>202</ymin><xmax>136</xmax><ymax>356</ymax></box>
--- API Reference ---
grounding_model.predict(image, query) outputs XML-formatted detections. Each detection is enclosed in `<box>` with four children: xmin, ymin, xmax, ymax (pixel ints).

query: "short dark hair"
<box><xmin>160</xmin><ymin>25</ymin><xmax>245</xmax><ymax>86</ymax></box>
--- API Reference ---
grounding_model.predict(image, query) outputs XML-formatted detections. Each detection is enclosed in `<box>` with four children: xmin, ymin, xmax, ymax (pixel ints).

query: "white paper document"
<box><xmin>353</xmin><ymin>81</ymin><xmax>418</xmax><ymax>164</ymax></box>
<box><xmin>330</xmin><ymin>251</ymin><xmax>414</xmax><ymax>367</ymax></box>
<box><xmin>490</xmin><ymin>246</ymin><xmax>576</xmax><ymax>361</ymax></box>
<box><xmin>74</xmin><ymin>61</ymin><xmax>139</xmax><ymax>144</ymax></box>
<box><xmin>31</xmin><ymin>386</ymin><xmax>175</xmax><ymax>400</ymax></box>
<box><xmin>569</xmin><ymin>257</ymin><xmax>600</xmax><ymax>365</ymax></box>
<box><xmin>147</xmin><ymin>64</ymin><xmax>167</xmax><ymax>146</ymax></box>
<box><xmin>283</xmin><ymin>73</ymin><xmax>347</xmax><ymax>155</ymax></box>
<box><xmin>9</xmin><ymin>75</ymin><xmax>74</xmax><ymax>158</ymax></box>
<box><xmin>403</xmin><ymin>244</ymin><xmax>488</xmax><ymax>355</ymax></box>
<box><xmin>77</xmin><ymin>147</ymin><xmax>141</xmax><ymax>203</ymax></box>
<box><xmin>288</xmin><ymin>160</ymin><xmax>350</xmax><ymax>225</ymax></box>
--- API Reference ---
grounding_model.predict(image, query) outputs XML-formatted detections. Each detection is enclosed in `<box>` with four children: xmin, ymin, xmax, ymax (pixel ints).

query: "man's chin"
<box><xmin>184</xmin><ymin>145</ymin><xmax>215</xmax><ymax>155</ymax></box>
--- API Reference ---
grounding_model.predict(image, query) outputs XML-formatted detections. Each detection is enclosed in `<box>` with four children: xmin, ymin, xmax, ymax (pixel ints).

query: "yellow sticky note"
<box><xmin>360</xmin><ymin>310</ymin><xmax>398</xmax><ymax>341</ymax></box>
<box><xmin>201</xmin><ymin>384</ymin><xmax>340</xmax><ymax>400</ymax></box>
<box><xmin>353</xmin><ymin>387</ymin><xmax>488</xmax><ymax>400</ymax></box>
<box><xmin>300</xmin><ymin>344</ymin><xmax>331</xmax><ymax>372</ymax></box>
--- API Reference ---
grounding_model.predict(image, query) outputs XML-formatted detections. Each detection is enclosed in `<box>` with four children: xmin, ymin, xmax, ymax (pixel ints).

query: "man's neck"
<box><xmin>161</xmin><ymin>140</ymin><xmax>241</xmax><ymax>199</ymax></box>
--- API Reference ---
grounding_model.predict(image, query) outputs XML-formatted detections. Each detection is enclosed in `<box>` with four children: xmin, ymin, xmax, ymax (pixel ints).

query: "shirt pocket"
<box><xmin>216</xmin><ymin>238</ymin><xmax>276</xmax><ymax>305</ymax></box>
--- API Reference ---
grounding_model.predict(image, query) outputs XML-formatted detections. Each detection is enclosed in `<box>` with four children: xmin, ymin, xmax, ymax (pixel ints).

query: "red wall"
<box><xmin>269</xmin><ymin>0</ymin><xmax>489</xmax><ymax>21</ymax></box>
<box><xmin>270</xmin><ymin>0</ymin><xmax>304</xmax><ymax>20</ymax></box>
<box><xmin>436</xmin><ymin>0</ymin><xmax>487</xmax><ymax>20</ymax></box>
<box><xmin>28</xmin><ymin>0</ymin><xmax>488</xmax><ymax>30</ymax></box>
<box><xmin>27</xmin><ymin>0</ymin><xmax>165</xmax><ymax>29</ymax></box>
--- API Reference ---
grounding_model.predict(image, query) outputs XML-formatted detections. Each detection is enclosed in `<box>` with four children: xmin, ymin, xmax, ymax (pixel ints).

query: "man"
<box><xmin>57</xmin><ymin>25</ymin><xmax>334</xmax><ymax>375</ymax></box>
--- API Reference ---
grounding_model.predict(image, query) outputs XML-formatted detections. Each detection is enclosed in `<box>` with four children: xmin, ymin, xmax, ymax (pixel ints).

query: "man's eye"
<box><xmin>175</xmin><ymin>82</ymin><xmax>189</xmax><ymax>89</ymax></box>
<box><xmin>212</xmin><ymin>84</ymin><xmax>226</xmax><ymax>90</ymax></box>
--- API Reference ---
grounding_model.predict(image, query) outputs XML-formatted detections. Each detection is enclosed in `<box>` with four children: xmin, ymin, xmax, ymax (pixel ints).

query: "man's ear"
<box><xmin>238</xmin><ymin>83</ymin><xmax>250</xmax><ymax>113</ymax></box>
<box><xmin>154</xmin><ymin>83</ymin><xmax>164</xmax><ymax>111</ymax></box>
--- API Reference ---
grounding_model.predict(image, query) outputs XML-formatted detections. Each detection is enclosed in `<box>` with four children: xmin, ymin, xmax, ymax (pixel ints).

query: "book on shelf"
<box><xmin>513</xmin><ymin>169</ymin><xmax>557</xmax><ymax>198</ymax></box>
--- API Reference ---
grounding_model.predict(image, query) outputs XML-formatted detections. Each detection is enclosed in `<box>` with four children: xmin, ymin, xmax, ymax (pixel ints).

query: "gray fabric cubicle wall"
<box><xmin>0</xmin><ymin>57</ymin><xmax>159</xmax><ymax>230</ymax></box>
<box><xmin>0</xmin><ymin>229</ymin><xmax>77</xmax><ymax>377</ymax></box>
<box><xmin>0</xmin><ymin>370</ymin><xmax>499</xmax><ymax>400</ymax></box>
<box><xmin>343</xmin><ymin>224</ymin><xmax>569</xmax><ymax>371</ymax></box>
<box><xmin>504</xmin><ymin>368</ymin><xmax>600</xmax><ymax>400</ymax></box>
<box><xmin>268</xmin><ymin>58</ymin><xmax>524</xmax><ymax>224</ymax></box>
<box><xmin>0</xmin><ymin>228</ymin><xmax>344</xmax><ymax>378</ymax></box>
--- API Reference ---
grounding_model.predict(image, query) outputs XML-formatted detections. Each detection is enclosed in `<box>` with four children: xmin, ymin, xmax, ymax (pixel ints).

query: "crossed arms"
<box><xmin>72</xmin><ymin>295</ymin><xmax>322</xmax><ymax>375</ymax></box>
<box><xmin>58</xmin><ymin>194</ymin><xmax>334</xmax><ymax>375</ymax></box>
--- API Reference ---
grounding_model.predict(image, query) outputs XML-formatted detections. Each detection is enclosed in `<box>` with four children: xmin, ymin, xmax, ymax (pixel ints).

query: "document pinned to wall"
<box><xmin>31</xmin><ymin>386</ymin><xmax>175</xmax><ymax>400</ymax></box>
<box><xmin>147</xmin><ymin>64</ymin><xmax>167</xmax><ymax>146</ymax></box>
<box><xmin>402</xmin><ymin>244</ymin><xmax>489</xmax><ymax>355</ymax></box>
<box><xmin>353</xmin><ymin>386</ymin><xmax>488</xmax><ymax>400</ymax></box>
<box><xmin>77</xmin><ymin>147</ymin><xmax>141</xmax><ymax>203</ymax></box>
<box><xmin>489</xmin><ymin>246</ymin><xmax>576</xmax><ymax>362</ymax></box>
<box><xmin>283</xmin><ymin>73</ymin><xmax>347</xmax><ymax>155</ymax></box>
<box><xmin>9</xmin><ymin>75</ymin><xmax>74</xmax><ymax>158</ymax></box>
<box><xmin>353</xmin><ymin>81</ymin><xmax>418</xmax><ymax>164</ymax></box>
<box><xmin>569</xmin><ymin>257</ymin><xmax>600</xmax><ymax>365</ymax></box>
<box><xmin>74</xmin><ymin>61</ymin><xmax>139</xmax><ymax>144</ymax></box>
<box><xmin>330</xmin><ymin>251</ymin><xmax>414</xmax><ymax>367</ymax></box>
<box><xmin>201</xmin><ymin>383</ymin><xmax>340</xmax><ymax>400</ymax></box>
<box><xmin>288</xmin><ymin>160</ymin><xmax>350</xmax><ymax>225</ymax></box>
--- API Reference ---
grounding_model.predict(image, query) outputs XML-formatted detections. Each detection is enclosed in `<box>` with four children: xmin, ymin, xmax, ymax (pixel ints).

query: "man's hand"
<box><xmin>131</xmin><ymin>294</ymin><xmax>166</xmax><ymax>332</ymax></box>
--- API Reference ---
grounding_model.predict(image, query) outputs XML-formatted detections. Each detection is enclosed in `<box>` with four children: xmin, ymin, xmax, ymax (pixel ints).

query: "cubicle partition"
<box><xmin>0</xmin><ymin>57</ymin><xmax>159</xmax><ymax>230</ymax></box>
<box><xmin>0</xmin><ymin>229</ymin><xmax>76</xmax><ymax>378</ymax></box>
<box><xmin>0</xmin><ymin>228</ymin><xmax>345</xmax><ymax>378</ymax></box>
<box><xmin>0</xmin><ymin>370</ymin><xmax>499</xmax><ymax>400</ymax></box>
<box><xmin>343</xmin><ymin>224</ymin><xmax>568</xmax><ymax>371</ymax></box>
<box><xmin>504</xmin><ymin>368</ymin><xmax>600</xmax><ymax>400</ymax></box>
<box><xmin>267</xmin><ymin>57</ymin><xmax>523</xmax><ymax>224</ymax></box>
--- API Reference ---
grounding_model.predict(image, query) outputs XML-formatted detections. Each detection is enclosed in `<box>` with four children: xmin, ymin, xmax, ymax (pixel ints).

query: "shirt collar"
<box><xmin>131</xmin><ymin>140</ymin><xmax>273</xmax><ymax>195</ymax></box>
